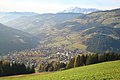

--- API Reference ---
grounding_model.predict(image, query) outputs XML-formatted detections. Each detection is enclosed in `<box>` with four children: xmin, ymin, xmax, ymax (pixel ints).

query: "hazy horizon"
<box><xmin>0</xmin><ymin>0</ymin><xmax>120</xmax><ymax>13</ymax></box>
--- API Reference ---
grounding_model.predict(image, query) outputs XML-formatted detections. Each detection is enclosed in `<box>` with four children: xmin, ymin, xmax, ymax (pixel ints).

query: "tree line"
<box><xmin>38</xmin><ymin>61</ymin><xmax>66</xmax><ymax>72</ymax></box>
<box><xmin>66</xmin><ymin>53</ymin><xmax>120</xmax><ymax>69</ymax></box>
<box><xmin>38</xmin><ymin>53</ymin><xmax>120</xmax><ymax>72</ymax></box>
<box><xmin>0</xmin><ymin>60</ymin><xmax>35</xmax><ymax>77</ymax></box>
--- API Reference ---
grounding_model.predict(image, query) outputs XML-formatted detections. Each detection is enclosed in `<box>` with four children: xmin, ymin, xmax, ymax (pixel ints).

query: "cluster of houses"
<box><xmin>0</xmin><ymin>46</ymin><xmax>84</xmax><ymax>68</ymax></box>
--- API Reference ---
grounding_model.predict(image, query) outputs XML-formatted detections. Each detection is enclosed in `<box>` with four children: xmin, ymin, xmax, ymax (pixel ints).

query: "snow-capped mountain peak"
<box><xmin>62</xmin><ymin>7</ymin><xmax>99</xmax><ymax>14</ymax></box>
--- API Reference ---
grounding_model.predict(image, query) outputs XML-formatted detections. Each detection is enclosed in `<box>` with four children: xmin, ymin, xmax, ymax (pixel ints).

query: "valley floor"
<box><xmin>0</xmin><ymin>60</ymin><xmax>120</xmax><ymax>80</ymax></box>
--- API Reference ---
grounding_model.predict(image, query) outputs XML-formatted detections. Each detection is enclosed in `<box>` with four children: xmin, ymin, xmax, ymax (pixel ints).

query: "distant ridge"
<box><xmin>0</xmin><ymin>12</ymin><xmax>38</xmax><ymax>23</ymax></box>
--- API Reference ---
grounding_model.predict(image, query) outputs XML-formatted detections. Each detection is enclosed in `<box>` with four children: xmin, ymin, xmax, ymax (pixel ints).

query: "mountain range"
<box><xmin>0</xmin><ymin>8</ymin><xmax>120</xmax><ymax>54</ymax></box>
<box><xmin>0</xmin><ymin>12</ymin><xmax>38</xmax><ymax>24</ymax></box>
<box><xmin>5</xmin><ymin>13</ymin><xmax>84</xmax><ymax>33</ymax></box>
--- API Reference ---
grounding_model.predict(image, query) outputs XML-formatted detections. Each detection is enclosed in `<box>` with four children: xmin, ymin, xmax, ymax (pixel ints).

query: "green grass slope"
<box><xmin>1</xmin><ymin>60</ymin><xmax>120</xmax><ymax>80</ymax></box>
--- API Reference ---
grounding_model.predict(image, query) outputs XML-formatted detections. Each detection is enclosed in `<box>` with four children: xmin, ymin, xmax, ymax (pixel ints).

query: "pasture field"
<box><xmin>1</xmin><ymin>60</ymin><xmax>120</xmax><ymax>80</ymax></box>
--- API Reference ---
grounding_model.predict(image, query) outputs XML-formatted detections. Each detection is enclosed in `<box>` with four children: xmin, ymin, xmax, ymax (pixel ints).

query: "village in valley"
<box><xmin>0</xmin><ymin>46</ymin><xmax>84</xmax><ymax>69</ymax></box>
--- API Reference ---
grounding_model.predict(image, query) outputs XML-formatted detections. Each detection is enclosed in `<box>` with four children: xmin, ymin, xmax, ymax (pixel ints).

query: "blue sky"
<box><xmin>0</xmin><ymin>0</ymin><xmax>120</xmax><ymax>13</ymax></box>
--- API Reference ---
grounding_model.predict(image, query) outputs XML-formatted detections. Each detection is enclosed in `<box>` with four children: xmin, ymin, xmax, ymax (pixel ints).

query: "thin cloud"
<box><xmin>112</xmin><ymin>0</ymin><xmax>120</xmax><ymax>1</ymax></box>
<box><xmin>0</xmin><ymin>0</ymin><xmax>120</xmax><ymax>13</ymax></box>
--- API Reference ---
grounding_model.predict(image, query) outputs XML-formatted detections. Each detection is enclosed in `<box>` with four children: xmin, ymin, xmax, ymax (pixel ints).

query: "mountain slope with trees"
<box><xmin>0</xmin><ymin>23</ymin><xmax>38</xmax><ymax>55</ymax></box>
<box><xmin>51</xmin><ymin>8</ymin><xmax>120</xmax><ymax>53</ymax></box>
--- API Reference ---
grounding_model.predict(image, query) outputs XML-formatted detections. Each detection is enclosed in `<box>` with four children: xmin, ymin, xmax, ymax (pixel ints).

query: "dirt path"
<box><xmin>1</xmin><ymin>72</ymin><xmax>51</xmax><ymax>78</ymax></box>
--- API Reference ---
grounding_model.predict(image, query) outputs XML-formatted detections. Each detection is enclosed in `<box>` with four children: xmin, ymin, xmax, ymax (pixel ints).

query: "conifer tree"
<box><xmin>74</xmin><ymin>55</ymin><xmax>80</xmax><ymax>67</ymax></box>
<box><xmin>66</xmin><ymin>57</ymin><xmax>75</xmax><ymax>69</ymax></box>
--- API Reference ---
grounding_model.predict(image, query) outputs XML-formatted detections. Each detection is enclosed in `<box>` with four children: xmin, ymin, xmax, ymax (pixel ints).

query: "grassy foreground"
<box><xmin>0</xmin><ymin>60</ymin><xmax>120</xmax><ymax>80</ymax></box>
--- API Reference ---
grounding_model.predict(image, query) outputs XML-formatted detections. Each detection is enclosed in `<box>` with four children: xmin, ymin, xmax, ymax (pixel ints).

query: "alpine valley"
<box><xmin>0</xmin><ymin>8</ymin><xmax>120</xmax><ymax>54</ymax></box>
<box><xmin>0</xmin><ymin>6</ymin><xmax>120</xmax><ymax>80</ymax></box>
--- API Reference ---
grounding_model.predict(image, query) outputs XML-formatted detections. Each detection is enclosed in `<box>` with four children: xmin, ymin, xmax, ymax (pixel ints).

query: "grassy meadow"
<box><xmin>0</xmin><ymin>60</ymin><xmax>120</xmax><ymax>80</ymax></box>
